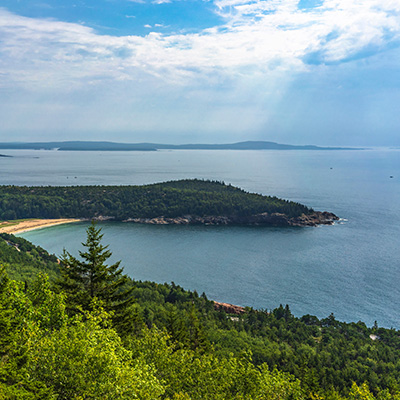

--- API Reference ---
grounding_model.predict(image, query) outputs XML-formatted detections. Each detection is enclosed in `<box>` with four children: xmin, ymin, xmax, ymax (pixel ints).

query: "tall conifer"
<box><xmin>56</xmin><ymin>222</ymin><xmax>135</xmax><ymax>333</ymax></box>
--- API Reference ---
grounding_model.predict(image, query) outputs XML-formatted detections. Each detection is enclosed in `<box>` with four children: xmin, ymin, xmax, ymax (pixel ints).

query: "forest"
<box><xmin>0</xmin><ymin>179</ymin><xmax>312</xmax><ymax>221</ymax></box>
<box><xmin>1</xmin><ymin>228</ymin><xmax>400</xmax><ymax>399</ymax></box>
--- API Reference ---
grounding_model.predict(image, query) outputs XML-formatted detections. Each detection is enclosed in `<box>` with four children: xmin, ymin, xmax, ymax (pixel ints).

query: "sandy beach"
<box><xmin>0</xmin><ymin>219</ymin><xmax>81</xmax><ymax>235</ymax></box>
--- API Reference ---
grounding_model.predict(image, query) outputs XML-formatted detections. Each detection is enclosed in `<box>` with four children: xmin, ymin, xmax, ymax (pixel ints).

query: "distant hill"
<box><xmin>0</xmin><ymin>140</ymin><xmax>361</xmax><ymax>151</ymax></box>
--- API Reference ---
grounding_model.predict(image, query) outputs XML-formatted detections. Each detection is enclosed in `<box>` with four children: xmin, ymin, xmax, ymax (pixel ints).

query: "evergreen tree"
<box><xmin>56</xmin><ymin>222</ymin><xmax>135</xmax><ymax>334</ymax></box>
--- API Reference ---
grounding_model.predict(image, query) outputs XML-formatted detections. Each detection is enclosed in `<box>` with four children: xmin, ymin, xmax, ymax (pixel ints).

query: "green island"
<box><xmin>1</xmin><ymin>226</ymin><xmax>400</xmax><ymax>400</ymax></box>
<box><xmin>0</xmin><ymin>179</ymin><xmax>338</xmax><ymax>226</ymax></box>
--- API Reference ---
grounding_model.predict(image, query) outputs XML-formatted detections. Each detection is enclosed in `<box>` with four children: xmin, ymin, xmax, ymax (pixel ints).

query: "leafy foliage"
<box><xmin>0</xmin><ymin>268</ymin><xmax>305</xmax><ymax>400</ymax></box>
<box><xmin>0</xmin><ymin>270</ymin><xmax>164</xmax><ymax>399</ymax></box>
<box><xmin>129</xmin><ymin>282</ymin><xmax>400</xmax><ymax>399</ymax></box>
<box><xmin>128</xmin><ymin>328</ymin><xmax>305</xmax><ymax>400</ymax></box>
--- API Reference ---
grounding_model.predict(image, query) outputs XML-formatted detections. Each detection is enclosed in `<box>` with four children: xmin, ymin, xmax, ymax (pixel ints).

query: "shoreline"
<box><xmin>0</xmin><ymin>219</ymin><xmax>82</xmax><ymax>235</ymax></box>
<box><xmin>124</xmin><ymin>211</ymin><xmax>339</xmax><ymax>227</ymax></box>
<box><xmin>0</xmin><ymin>210</ymin><xmax>339</xmax><ymax>234</ymax></box>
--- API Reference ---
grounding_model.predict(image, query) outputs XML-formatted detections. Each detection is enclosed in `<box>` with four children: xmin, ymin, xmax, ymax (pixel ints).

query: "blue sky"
<box><xmin>1</xmin><ymin>0</ymin><xmax>400</xmax><ymax>145</ymax></box>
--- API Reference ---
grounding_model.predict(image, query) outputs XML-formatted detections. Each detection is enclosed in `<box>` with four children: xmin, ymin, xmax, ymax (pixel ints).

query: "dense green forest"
<box><xmin>1</xmin><ymin>228</ymin><xmax>399</xmax><ymax>399</ymax></box>
<box><xmin>0</xmin><ymin>179</ymin><xmax>312</xmax><ymax>220</ymax></box>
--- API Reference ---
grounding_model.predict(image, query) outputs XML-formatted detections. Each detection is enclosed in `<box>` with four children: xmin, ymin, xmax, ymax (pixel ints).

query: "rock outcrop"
<box><xmin>91</xmin><ymin>215</ymin><xmax>115</xmax><ymax>221</ymax></box>
<box><xmin>213</xmin><ymin>301</ymin><xmax>246</xmax><ymax>314</ymax></box>
<box><xmin>124</xmin><ymin>211</ymin><xmax>339</xmax><ymax>227</ymax></box>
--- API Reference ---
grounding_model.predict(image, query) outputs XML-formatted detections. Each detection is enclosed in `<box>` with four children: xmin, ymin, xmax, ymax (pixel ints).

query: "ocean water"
<box><xmin>2</xmin><ymin>148</ymin><xmax>399</xmax><ymax>328</ymax></box>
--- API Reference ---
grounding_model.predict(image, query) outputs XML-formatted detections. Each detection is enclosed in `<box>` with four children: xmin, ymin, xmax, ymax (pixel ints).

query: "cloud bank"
<box><xmin>0</xmin><ymin>1</ymin><xmax>399</xmax><ymax>144</ymax></box>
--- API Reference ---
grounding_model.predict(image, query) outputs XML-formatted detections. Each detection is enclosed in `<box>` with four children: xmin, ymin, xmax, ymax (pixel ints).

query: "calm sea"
<box><xmin>1</xmin><ymin>148</ymin><xmax>399</xmax><ymax>328</ymax></box>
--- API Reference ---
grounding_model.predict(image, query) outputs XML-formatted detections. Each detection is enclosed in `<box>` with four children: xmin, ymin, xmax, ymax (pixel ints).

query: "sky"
<box><xmin>0</xmin><ymin>0</ymin><xmax>400</xmax><ymax>146</ymax></box>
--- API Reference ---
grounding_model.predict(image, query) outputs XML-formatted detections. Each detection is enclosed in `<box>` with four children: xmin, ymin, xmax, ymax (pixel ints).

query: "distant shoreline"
<box><xmin>0</xmin><ymin>219</ymin><xmax>81</xmax><ymax>235</ymax></box>
<box><xmin>0</xmin><ymin>140</ymin><xmax>364</xmax><ymax>152</ymax></box>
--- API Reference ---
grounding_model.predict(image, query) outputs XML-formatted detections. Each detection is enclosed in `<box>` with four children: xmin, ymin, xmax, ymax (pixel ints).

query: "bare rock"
<box><xmin>213</xmin><ymin>301</ymin><xmax>246</xmax><ymax>314</ymax></box>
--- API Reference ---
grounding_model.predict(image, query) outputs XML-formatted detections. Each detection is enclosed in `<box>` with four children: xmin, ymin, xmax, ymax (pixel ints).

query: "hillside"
<box><xmin>0</xmin><ymin>233</ymin><xmax>59</xmax><ymax>281</ymax></box>
<box><xmin>1</xmin><ymin>230</ymin><xmax>400</xmax><ymax>399</ymax></box>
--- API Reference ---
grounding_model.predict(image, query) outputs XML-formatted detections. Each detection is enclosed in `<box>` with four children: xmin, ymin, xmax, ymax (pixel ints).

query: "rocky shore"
<box><xmin>123</xmin><ymin>211</ymin><xmax>339</xmax><ymax>227</ymax></box>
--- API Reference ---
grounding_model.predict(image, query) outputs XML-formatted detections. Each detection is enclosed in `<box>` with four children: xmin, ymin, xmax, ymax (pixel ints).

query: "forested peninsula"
<box><xmin>1</xmin><ymin>229</ymin><xmax>400</xmax><ymax>399</ymax></box>
<box><xmin>0</xmin><ymin>179</ymin><xmax>338</xmax><ymax>226</ymax></box>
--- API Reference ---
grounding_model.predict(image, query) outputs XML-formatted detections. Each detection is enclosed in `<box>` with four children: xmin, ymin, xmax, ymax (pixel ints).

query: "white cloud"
<box><xmin>0</xmin><ymin>2</ymin><xmax>399</xmax><ymax>142</ymax></box>
<box><xmin>0</xmin><ymin>0</ymin><xmax>398</xmax><ymax>92</ymax></box>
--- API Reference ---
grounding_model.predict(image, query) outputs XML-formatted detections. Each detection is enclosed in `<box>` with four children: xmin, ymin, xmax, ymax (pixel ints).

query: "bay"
<box><xmin>2</xmin><ymin>148</ymin><xmax>399</xmax><ymax>328</ymax></box>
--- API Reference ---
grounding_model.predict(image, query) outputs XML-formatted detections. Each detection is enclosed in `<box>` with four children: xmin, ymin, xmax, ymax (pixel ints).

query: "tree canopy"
<box><xmin>1</xmin><ymin>231</ymin><xmax>400</xmax><ymax>399</ymax></box>
<box><xmin>0</xmin><ymin>179</ymin><xmax>313</xmax><ymax>221</ymax></box>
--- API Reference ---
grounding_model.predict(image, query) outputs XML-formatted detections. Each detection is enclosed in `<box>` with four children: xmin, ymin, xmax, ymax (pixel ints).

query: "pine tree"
<box><xmin>56</xmin><ymin>222</ymin><xmax>135</xmax><ymax>334</ymax></box>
